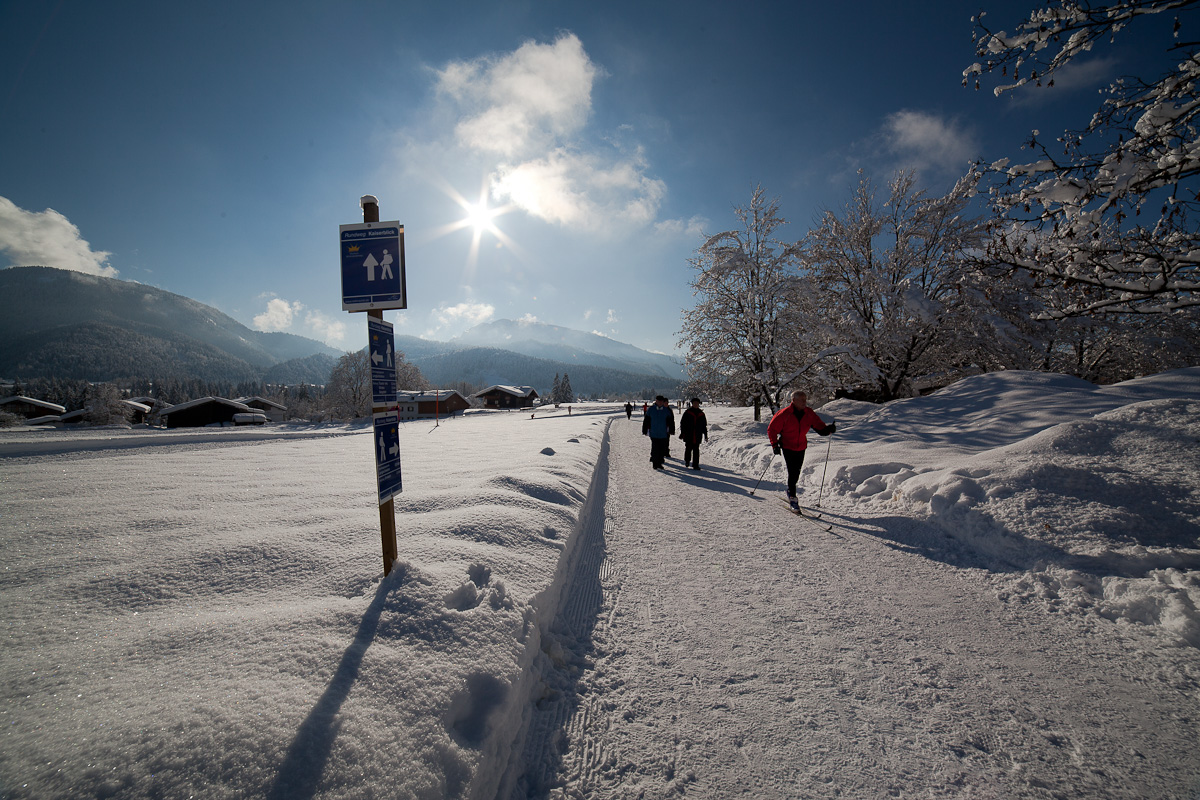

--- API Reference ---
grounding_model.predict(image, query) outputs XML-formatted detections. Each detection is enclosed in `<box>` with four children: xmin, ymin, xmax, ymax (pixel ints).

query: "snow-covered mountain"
<box><xmin>451</xmin><ymin>319</ymin><xmax>685</xmax><ymax>380</ymax></box>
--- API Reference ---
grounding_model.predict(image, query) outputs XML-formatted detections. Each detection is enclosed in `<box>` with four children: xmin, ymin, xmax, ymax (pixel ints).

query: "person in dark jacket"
<box><xmin>679</xmin><ymin>398</ymin><xmax>709</xmax><ymax>470</ymax></box>
<box><xmin>642</xmin><ymin>395</ymin><xmax>675</xmax><ymax>470</ymax></box>
<box><xmin>766</xmin><ymin>390</ymin><xmax>835</xmax><ymax>509</ymax></box>
<box><xmin>624</xmin><ymin>402</ymin><xmax>634</xmax><ymax>420</ymax></box>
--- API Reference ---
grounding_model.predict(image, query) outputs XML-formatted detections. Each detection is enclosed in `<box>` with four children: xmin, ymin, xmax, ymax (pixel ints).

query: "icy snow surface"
<box><xmin>1</xmin><ymin>369</ymin><xmax>1198</xmax><ymax>799</ymax></box>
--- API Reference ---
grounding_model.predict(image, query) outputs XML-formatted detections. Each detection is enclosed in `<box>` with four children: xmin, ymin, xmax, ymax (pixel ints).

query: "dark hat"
<box><xmin>690</xmin><ymin>397</ymin><xmax>701</xmax><ymax>404</ymax></box>
<box><xmin>655</xmin><ymin>395</ymin><xmax>667</xmax><ymax>402</ymax></box>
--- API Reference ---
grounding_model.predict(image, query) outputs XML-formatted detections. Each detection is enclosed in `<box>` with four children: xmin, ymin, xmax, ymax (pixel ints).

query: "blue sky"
<box><xmin>0</xmin><ymin>0</ymin><xmax>1173</xmax><ymax>355</ymax></box>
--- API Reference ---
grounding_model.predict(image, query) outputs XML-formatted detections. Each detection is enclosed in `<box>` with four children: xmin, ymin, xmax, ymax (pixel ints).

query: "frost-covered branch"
<box><xmin>968</xmin><ymin>0</ymin><xmax>1200</xmax><ymax>313</ymax></box>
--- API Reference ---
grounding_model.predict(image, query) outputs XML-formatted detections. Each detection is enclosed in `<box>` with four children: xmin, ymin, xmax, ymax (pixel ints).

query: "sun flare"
<box><xmin>464</xmin><ymin>200</ymin><xmax>499</xmax><ymax>234</ymax></box>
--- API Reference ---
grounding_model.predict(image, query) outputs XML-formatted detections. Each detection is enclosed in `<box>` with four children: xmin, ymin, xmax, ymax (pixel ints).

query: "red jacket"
<box><xmin>767</xmin><ymin>405</ymin><xmax>829</xmax><ymax>451</ymax></box>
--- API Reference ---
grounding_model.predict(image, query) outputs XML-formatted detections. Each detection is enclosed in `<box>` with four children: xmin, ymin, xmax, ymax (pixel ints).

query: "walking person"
<box><xmin>642</xmin><ymin>395</ymin><xmax>675</xmax><ymax>470</ymax></box>
<box><xmin>767</xmin><ymin>390</ymin><xmax>835</xmax><ymax>511</ymax></box>
<box><xmin>679</xmin><ymin>398</ymin><xmax>708</xmax><ymax>470</ymax></box>
<box><xmin>625</xmin><ymin>402</ymin><xmax>634</xmax><ymax>420</ymax></box>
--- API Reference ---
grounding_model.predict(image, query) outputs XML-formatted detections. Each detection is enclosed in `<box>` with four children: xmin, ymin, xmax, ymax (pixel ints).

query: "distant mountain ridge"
<box><xmin>0</xmin><ymin>266</ymin><xmax>342</xmax><ymax>382</ymax></box>
<box><xmin>0</xmin><ymin>267</ymin><xmax>684</xmax><ymax>397</ymax></box>
<box><xmin>451</xmin><ymin>319</ymin><xmax>685</xmax><ymax>380</ymax></box>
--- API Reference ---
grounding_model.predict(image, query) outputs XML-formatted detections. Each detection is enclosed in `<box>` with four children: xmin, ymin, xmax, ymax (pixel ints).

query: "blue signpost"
<box><xmin>373</xmin><ymin>411</ymin><xmax>403</xmax><ymax>504</ymax></box>
<box><xmin>344</xmin><ymin>196</ymin><xmax>401</xmax><ymax>576</ymax></box>
<box><xmin>367</xmin><ymin>317</ymin><xmax>397</xmax><ymax>406</ymax></box>
<box><xmin>340</xmin><ymin>221</ymin><xmax>406</xmax><ymax>311</ymax></box>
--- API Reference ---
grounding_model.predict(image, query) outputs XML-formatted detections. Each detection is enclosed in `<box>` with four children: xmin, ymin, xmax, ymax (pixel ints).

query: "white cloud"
<box><xmin>881</xmin><ymin>110</ymin><xmax>979</xmax><ymax>182</ymax></box>
<box><xmin>436</xmin><ymin>301</ymin><xmax>495</xmax><ymax>326</ymax></box>
<box><xmin>436</xmin><ymin>34</ymin><xmax>666</xmax><ymax>232</ymax></box>
<box><xmin>491</xmin><ymin>148</ymin><xmax>665</xmax><ymax>230</ymax></box>
<box><xmin>654</xmin><ymin>215</ymin><xmax>708</xmax><ymax>239</ymax></box>
<box><xmin>439</xmin><ymin>34</ymin><xmax>596</xmax><ymax>158</ymax></box>
<box><xmin>606</xmin><ymin>309</ymin><xmax>618</xmax><ymax>323</ymax></box>
<box><xmin>304</xmin><ymin>310</ymin><xmax>346</xmax><ymax>346</ymax></box>
<box><xmin>0</xmin><ymin>196</ymin><xmax>116</xmax><ymax>277</ymax></box>
<box><xmin>1006</xmin><ymin>56</ymin><xmax>1118</xmax><ymax>107</ymax></box>
<box><xmin>253</xmin><ymin>297</ymin><xmax>301</xmax><ymax>331</ymax></box>
<box><xmin>517</xmin><ymin>313</ymin><xmax>539</xmax><ymax>324</ymax></box>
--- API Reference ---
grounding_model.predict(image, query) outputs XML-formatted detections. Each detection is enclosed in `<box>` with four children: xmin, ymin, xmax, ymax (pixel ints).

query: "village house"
<box><xmin>233</xmin><ymin>396</ymin><xmax>288</xmax><ymax>422</ymax></box>
<box><xmin>472</xmin><ymin>385</ymin><xmax>539</xmax><ymax>410</ymax></box>
<box><xmin>395</xmin><ymin>390</ymin><xmax>471</xmax><ymax>420</ymax></box>
<box><xmin>159</xmin><ymin>397</ymin><xmax>266</xmax><ymax>428</ymax></box>
<box><xmin>0</xmin><ymin>396</ymin><xmax>67</xmax><ymax>420</ymax></box>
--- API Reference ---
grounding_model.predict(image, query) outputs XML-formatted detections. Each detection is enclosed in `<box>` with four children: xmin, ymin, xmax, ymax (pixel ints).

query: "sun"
<box><xmin>426</xmin><ymin>175</ymin><xmax>523</xmax><ymax>275</ymax></box>
<box><xmin>463</xmin><ymin>199</ymin><xmax>499</xmax><ymax>235</ymax></box>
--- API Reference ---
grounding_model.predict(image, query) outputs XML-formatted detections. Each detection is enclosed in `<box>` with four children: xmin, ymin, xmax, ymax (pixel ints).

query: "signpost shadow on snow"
<box><xmin>268</xmin><ymin>566</ymin><xmax>456</xmax><ymax>800</ymax></box>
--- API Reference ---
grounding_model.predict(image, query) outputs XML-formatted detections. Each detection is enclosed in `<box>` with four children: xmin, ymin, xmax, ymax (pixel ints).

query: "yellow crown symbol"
<box><xmin>348</xmin><ymin>245</ymin><xmax>361</xmax><ymax>252</ymax></box>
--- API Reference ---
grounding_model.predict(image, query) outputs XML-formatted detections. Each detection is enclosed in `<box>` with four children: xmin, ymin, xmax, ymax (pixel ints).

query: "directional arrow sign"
<box><xmin>373</xmin><ymin>410</ymin><xmax>403</xmax><ymax>504</ymax></box>
<box><xmin>367</xmin><ymin>317</ymin><xmax>397</xmax><ymax>406</ymax></box>
<box><xmin>340</xmin><ymin>221</ymin><xmax>406</xmax><ymax>311</ymax></box>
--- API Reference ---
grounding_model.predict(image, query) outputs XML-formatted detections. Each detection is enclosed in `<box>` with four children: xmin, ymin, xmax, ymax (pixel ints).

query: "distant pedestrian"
<box><xmin>679</xmin><ymin>398</ymin><xmax>708</xmax><ymax>470</ymax></box>
<box><xmin>642</xmin><ymin>395</ymin><xmax>675</xmax><ymax>470</ymax></box>
<box><xmin>642</xmin><ymin>402</ymin><xmax>649</xmax><ymax>415</ymax></box>
<box><xmin>767</xmin><ymin>391</ymin><xmax>835</xmax><ymax>510</ymax></box>
<box><xmin>625</xmin><ymin>402</ymin><xmax>634</xmax><ymax>420</ymax></box>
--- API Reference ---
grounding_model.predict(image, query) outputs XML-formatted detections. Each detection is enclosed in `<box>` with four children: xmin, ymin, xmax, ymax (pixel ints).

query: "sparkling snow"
<box><xmin>1</xmin><ymin>369</ymin><xmax>1197</xmax><ymax>798</ymax></box>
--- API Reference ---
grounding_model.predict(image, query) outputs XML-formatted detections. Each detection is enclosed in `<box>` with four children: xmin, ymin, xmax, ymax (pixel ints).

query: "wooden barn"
<box><xmin>472</xmin><ymin>385</ymin><xmax>539</xmax><ymax>410</ymax></box>
<box><xmin>395</xmin><ymin>390</ymin><xmax>471</xmax><ymax>420</ymax></box>
<box><xmin>234</xmin><ymin>396</ymin><xmax>288</xmax><ymax>422</ymax></box>
<box><xmin>159</xmin><ymin>397</ymin><xmax>260</xmax><ymax>428</ymax></box>
<box><xmin>0</xmin><ymin>396</ymin><xmax>66</xmax><ymax>419</ymax></box>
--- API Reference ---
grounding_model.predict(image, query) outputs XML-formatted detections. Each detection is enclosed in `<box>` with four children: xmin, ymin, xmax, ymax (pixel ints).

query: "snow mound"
<box><xmin>706</xmin><ymin>370</ymin><xmax>1200</xmax><ymax>647</ymax></box>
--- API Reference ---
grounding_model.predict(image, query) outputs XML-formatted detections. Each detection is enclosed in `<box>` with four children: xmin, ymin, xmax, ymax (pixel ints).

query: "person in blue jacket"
<box><xmin>642</xmin><ymin>395</ymin><xmax>676</xmax><ymax>470</ymax></box>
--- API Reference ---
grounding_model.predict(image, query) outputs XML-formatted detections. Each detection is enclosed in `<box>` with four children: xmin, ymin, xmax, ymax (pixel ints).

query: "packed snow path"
<box><xmin>515</xmin><ymin>416</ymin><xmax>1198</xmax><ymax>799</ymax></box>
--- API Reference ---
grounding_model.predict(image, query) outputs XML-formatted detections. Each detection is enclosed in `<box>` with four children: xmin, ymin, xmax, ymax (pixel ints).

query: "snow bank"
<box><xmin>0</xmin><ymin>407</ymin><xmax>616</xmax><ymax>799</ymax></box>
<box><xmin>707</xmin><ymin>368</ymin><xmax>1200</xmax><ymax>647</ymax></box>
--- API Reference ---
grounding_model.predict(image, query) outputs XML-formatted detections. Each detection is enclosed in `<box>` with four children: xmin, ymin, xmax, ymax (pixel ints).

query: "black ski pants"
<box><xmin>782</xmin><ymin>447</ymin><xmax>806</xmax><ymax>495</ymax></box>
<box><xmin>683</xmin><ymin>438</ymin><xmax>701</xmax><ymax>468</ymax></box>
<box><xmin>650</xmin><ymin>436</ymin><xmax>670</xmax><ymax>468</ymax></box>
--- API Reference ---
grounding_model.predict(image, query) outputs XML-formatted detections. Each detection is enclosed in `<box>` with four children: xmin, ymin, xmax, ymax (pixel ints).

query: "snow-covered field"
<box><xmin>1</xmin><ymin>369</ymin><xmax>1197</xmax><ymax>799</ymax></box>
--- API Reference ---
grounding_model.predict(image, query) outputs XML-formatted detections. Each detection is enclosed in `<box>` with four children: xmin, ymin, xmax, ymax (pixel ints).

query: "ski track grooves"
<box><xmin>496</xmin><ymin>417</ymin><xmax>615</xmax><ymax>799</ymax></box>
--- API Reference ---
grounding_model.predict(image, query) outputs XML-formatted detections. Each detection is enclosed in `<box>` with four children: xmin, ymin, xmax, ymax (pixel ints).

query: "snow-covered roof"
<box><xmin>0</xmin><ymin>396</ymin><xmax>67</xmax><ymax>414</ymax></box>
<box><xmin>473</xmin><ymin>385</ymin><xmax>537</xmax><ymax>398</ymax></box>
<box><xmin>120</xmin><ymin>399</ymin><xmax>151</xmax><ymax>413</ymax></box>
<box><xmin>397</xmin><ymin>390</ymin><xmax>468</xmax><ymax>403</ymax></box>
<box><xmin>24</xmin><ymin>415</ymin><xmax>61</xmax><ymax>425</ymax></box>
<box><xmin>233</xmin><ymin>396</ymin><xmax>287</xmax><ymax>410</ymax></box>
<box><xmin>160</xmin><ymin>397</ymin><xmax>252</xmax><ymax>416</ymax></box>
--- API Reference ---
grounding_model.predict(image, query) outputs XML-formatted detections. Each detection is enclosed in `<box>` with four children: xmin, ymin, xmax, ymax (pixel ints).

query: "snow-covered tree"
<box><xmin>394</xmin><ymin>350</ymin><xmax>428</xmax><ymax>392</ymax></box>
<box><xmin>83</xmin><ymin>383</ymin><xmax>132</xmax><ymax>426</ymax></box>
<box><xmin>965</xmin><ymin>0</ymin><xmax>1200</xmax><ymax>315</ymax></box>
<box><xmin>802</xmin><ymin>171</ymin><xmax>985</xmax><ymax>401</ymax></box>
<box><xmin>679</xmin><ymin>186</ymin><xmax>809</xmax><ymax>419</ymax></box>
<box><xmin>556</xmin><ymin>373</ymin><xmax>575</xmax><ymax>404</ymax></box>
<box><xmin>550</xmin><ymin>373</ymin><xmax>562</xmax><ymax>404</ymax></box>
<box><xmin>326</xmin><ymin>350</ymin><xmax>371</xmax><ymax>419</ymax></box>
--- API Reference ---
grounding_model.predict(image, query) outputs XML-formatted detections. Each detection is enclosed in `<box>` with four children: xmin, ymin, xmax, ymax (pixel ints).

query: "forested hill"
<box><xmin>0</xmin><ymin>266</ymin><xmax>342</xmax><ymax>382</ymax></box>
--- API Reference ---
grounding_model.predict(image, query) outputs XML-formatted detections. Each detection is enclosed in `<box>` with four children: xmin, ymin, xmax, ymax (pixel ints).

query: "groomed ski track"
<box><xmin>495</xmin><ymin>414</ymin><xmax>1195</xmax><ymax>799</ymax></box>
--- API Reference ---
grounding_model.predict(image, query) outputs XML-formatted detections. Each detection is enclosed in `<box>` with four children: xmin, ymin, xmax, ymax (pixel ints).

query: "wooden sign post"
<box><xmin>339</xmin><ymin>194</ymin><xmax>405</xmax><ymax>576</ymax></box>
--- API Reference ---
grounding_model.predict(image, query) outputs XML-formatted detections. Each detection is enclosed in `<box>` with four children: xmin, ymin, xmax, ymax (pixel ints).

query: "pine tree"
<box><xmin>551</xmin><ymin>373</ymin><xmax>562</xmax><ymax>404</ymax></box>
<box><xmin>559</xmin><ymin>373</ymin><xmax>574</xmax><ymax>403</ymax></box>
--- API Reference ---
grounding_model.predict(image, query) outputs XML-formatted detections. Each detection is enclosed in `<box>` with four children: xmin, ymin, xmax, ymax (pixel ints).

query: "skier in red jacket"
<box><xmin>767</xmin><ymin>390</ymin><xmax>835</xmax><ymax>510</ymax></box>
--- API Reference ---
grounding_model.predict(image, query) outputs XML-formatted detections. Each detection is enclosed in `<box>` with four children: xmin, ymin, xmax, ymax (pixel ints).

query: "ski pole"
<box><xmin>749</xmin><ymin>450</ymin><xmax>776</xmax><ymax>495</ymax></box>
<box><xmin>816</xmin><ymin>434</ymin><xmax>833</xmax><ymax>507</ymax></box>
